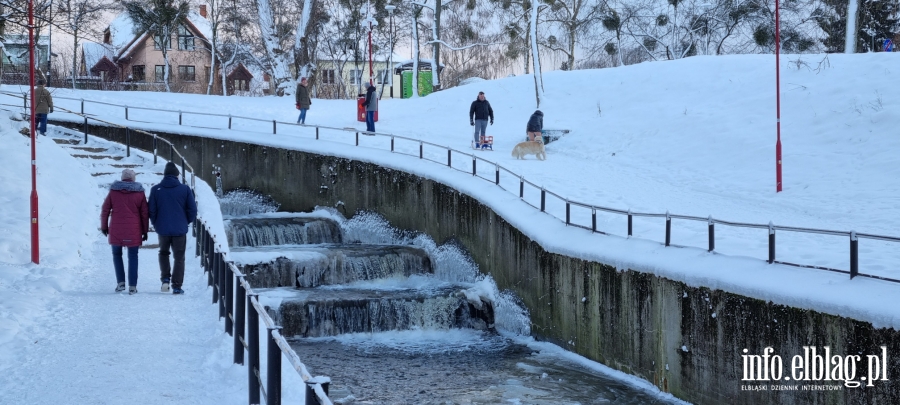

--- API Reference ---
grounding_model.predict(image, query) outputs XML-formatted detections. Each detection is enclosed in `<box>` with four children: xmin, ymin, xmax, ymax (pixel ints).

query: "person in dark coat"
<box><xmin>35</xmin><ymin>78</ymin><xmax>53</xmax><ymax>136</ymax></box>
<box><xmin>149</xmin><ymin>162</ymin><xmax>198</xmax><ymax>295</ymax></box>
<box><xmin>101</xmin><ymin>169</ymin><xmax>149</xmax><ymax>294</ymax></box>
<box><xmin>364</xmin><ymin>82</ymin><xmax>377</xmax><ymax>132</ymax></box>
<box><xmin>295</xmin><ymin>77</ymin><xmax>312</xmax><ymax>124</ymax></box>
<box><xmin>526</xmin><ymin>110</ymin><xmax>543</xmax><ymax>142</ymax></box>
<box><xmin>469</xmin><ymin>91</ymin><xmax>494</xmax><ymax>144</ymax></box>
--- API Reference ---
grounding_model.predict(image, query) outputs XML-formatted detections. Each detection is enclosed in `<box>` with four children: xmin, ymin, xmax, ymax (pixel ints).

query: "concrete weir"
<box><xmin>265</xmin><ymin>286</ymin><xmax>494</xmax><ymax>338</ymax></box>
<box><xmin>231</xmin><ymin>244</ymin><xmax>433</xmax><ymax>288</ymax></box>
<box><xmin>62</xmin><ymin>122</ymin><xmax>900</xmax><ymax>405</ymax></box>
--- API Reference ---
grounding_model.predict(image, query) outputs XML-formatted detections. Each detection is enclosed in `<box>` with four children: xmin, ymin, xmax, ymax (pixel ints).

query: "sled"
<box><xmin>525</xmin><ymin>129</ymin><xmax>570</xmax><ymax>145</ymax></box>
<box><xmin>472</xmin><ymin>135</ymin><xmax>493</xmax><ymax>151</ymax></box>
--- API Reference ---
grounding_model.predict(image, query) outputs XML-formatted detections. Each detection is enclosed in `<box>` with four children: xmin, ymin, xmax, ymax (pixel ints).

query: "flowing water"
<box><xmin>220</xmin><ymin>195</ymin><xmax>681</xmax><ymax>405</ymax></box>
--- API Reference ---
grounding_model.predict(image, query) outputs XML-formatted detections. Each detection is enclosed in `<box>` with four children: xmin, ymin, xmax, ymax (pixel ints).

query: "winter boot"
<box><xmin>172</xmin><ymin>288</ymin><xmax>185</xmax><ymax>295</ymax></box>
<box><xmin>129</xmin><ymin>286</ymin><xmax>138</xmax><ymax>295</ymax></box>
<box><xmin>115</xmin><ymin>282</ymin><xmax>126</xmax><ymax>293</ymax></box>
<box><xmin>161</xmin><ymin>278</ymin><xmax>170</xmax><ymax>293</ymax></box>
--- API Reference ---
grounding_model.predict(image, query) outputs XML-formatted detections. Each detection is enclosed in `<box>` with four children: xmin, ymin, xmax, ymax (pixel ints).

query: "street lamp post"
<box><xmin>28</xmin><ymin>0</ymin><xmax>40</xmax><ymax>263</ymax></box>
<box><xmin>386</xmin><ymin>4</ymin><xmax>396</xmax><ymax>97</ymax></box>
<box><xmin>366</xmin><ymin>0</ymin><xmax>374</xmax><ymax>87</ymax></box>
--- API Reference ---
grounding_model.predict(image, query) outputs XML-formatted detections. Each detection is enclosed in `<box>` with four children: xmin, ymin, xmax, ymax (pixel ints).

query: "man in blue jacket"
<box><xmin>149</xmin><ymin>162</ymin><xmax>197</xmax><ymax>295</ymax></box>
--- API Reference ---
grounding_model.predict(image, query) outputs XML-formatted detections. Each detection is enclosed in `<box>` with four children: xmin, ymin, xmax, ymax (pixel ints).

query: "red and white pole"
<box><xmin>28</xmin><ymin>0</ymin><xmax>40</xmax><ymax>263</ymax></box>
<box><xmin>368</xmin><ymin>15</ymin><xmax>374</xmax><ymax>86</ymax></box>
<box><xmin>775</xmin><ymin>0</ymin><xmax>783</xmax><ymax>193</ymax></box>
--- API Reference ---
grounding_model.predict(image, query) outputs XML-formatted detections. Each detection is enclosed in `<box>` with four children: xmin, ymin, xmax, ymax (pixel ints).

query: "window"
<box><xmin>178</xmin><ymin>65</ymin><xmax>196</xmax><ymax>82</ymax></box>
<box><xmin>178</xmin><ymin>26</ymin><xmax>195</xmax><ymax>50</ymax></box>
<box><xmin>132</xmin><ymin>65</ymin><xmax>145</xmax><ymax>82</ymax></box>
<box><xmin>234</xmin><ymin>79</ymin><xmax>249</xmax><ymax>91</ymax></box>
<box><xmin>320</xmin><ymin>69</ymin><xmax>335</xmax><ymax>84</ymax></box>
<box><xmin>376</xmin><ymin>69</ymin><xmax>388</xmax><ymax>84</ymax></box>
<box><xmin>349</xmin><ymin>69</ymin><xmax>363</xmax><ymax>85</ymax></box>
<box><xmin>154</xmin><ymin>34</ymin><xmax>172</xmax><ymax>50</ymax></box>
<box><xmin>155</xmin><ymin>65</ymin><xmax>167</xmax><ymax>82</ymax></box>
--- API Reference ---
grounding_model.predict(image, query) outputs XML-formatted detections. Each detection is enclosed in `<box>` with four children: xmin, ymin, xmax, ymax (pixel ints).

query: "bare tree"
<box><xmin>57</xmin><ymin>0</ymin><xmax>118</xmax><ymax>88</ymax></box>
<box><xmin>543</xmin><ymin>0</ymin><xmax>603</xmax><ymax>69</ymax></box>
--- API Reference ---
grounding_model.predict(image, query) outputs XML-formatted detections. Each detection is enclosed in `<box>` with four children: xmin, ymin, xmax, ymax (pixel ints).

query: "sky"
<box><xmin>0</xmin><ymin>52</ymin><xmax>898</xmax><ymax>403</ymax></box>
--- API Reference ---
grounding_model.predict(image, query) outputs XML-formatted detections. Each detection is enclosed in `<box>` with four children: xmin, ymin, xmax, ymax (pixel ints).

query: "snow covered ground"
<box><xmin>0</xmin><ymin>52</ymin><xmax>898</xmax><ymax>402</ymax></box>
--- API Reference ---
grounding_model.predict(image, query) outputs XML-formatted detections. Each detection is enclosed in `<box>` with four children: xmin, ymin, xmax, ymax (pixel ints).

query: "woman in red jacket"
<box><xmin>101</xmin><ymin>169</ymin><xmax>149</xmax><ymax>294</ymax></box>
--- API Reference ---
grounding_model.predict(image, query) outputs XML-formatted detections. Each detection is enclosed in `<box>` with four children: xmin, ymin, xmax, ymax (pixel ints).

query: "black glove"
<box><xmin>470</xmin><ymin>121</ymin><xmax>474</xmax><ymax>126</ymax></box>
<box><xmin>49</xmin><ymin>108</ymin><xmax>54</xmax><ymax>113</ymax></box>
<box><xmin>102</xmin><ymin>229</ymin><xmax>108</xmax><ymax>237</ymax></box>
<box><xmin>142</xmin><ymin>233</ymin><xmax>148</xmax><ymax>241</ymax></box>
<box><xmin>490</xmin><ymin>119</ymin><xmax>493</xmax><ymax>125</ymax></box>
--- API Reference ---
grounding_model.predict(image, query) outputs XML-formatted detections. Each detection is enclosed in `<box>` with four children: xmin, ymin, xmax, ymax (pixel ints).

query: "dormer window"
<box><xmin>154</xmin><ymin>33</ymin><xmax>172</xmax><ymax>50</ymax></box>
<box><xmin>103</xmin><ymin>30</ymin><xmax>111</xmax><ymax>44</ymax></box>
<box><xmin>178</xmin><ymin>25</ymin><xmax>194</xmax><ymax>50</ymax></box>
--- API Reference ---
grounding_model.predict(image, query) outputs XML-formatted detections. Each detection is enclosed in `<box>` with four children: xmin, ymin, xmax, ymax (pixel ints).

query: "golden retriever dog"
<box><xmin>511</xmin><ymin>140</ymin><xmax>546</xmax><ymax>160</ymax></box>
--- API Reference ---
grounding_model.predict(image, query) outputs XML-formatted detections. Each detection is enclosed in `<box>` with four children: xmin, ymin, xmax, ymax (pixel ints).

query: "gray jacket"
<box><xmin>364</xmin><ymin>86</ymin><xmax>378</xmax><ymax>112</ymax></box>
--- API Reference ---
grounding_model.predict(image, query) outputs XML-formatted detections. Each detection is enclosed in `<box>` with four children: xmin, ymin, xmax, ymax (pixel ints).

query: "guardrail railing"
<box><xmin>0</xmin><ymin>97</ymin><xmax>333</xmax><ymax>405</ymax></box>
<box><xmin>6</xmin><ymin>89</ymin><xmax>899</xmax><ymax>284</ymax></box>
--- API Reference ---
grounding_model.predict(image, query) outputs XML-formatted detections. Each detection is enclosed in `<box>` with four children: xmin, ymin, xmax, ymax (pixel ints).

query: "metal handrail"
<box><xmin>7</xmin><ymin>90</ymin><xmax>899</xmax><ymax>283</ymax></box>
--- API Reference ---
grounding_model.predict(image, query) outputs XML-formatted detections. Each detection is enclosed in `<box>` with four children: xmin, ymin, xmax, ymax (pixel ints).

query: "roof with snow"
<box><xmin>82</xmin><ymin>42</ymin><xmax>114</xmax><ymax>72</ymax></box>
<box><xmin>105</xmin><ymin>10</ymin><xmax>212</xmax><ymax>60</ymax></box>
<box><xmin>2</xmin><ymin>34</ymin><xmax>50</xmax><ymax>46</ymax></box>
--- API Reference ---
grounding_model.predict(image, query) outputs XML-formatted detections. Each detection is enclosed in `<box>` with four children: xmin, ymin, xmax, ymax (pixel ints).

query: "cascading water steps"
<box><xmin>218</xmin><ymin>192</ymin><xmax>681</xmax><ymax>405</ymax></box>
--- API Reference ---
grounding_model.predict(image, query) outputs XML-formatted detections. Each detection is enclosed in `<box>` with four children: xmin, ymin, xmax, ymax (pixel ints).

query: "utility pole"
<box><xmin>29</xmin><ymin>0</ymin><xmax>40</xmax><ymax>263</ymax></box>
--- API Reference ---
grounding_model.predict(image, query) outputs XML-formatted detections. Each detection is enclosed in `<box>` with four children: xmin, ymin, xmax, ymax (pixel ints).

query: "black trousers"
<box><xmin>158</xmin><ymin>235</ymin><xmax>187</xmax><ymax>289</ymax></box>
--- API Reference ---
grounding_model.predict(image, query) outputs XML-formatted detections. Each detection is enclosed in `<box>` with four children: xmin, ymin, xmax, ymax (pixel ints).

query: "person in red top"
<box><xmin>101</xmin><ymin>169</ymin><xmax>149</xmax><ymax>294</ymax></box>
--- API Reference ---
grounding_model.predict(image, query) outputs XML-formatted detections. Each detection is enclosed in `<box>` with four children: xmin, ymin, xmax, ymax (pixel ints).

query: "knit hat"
<box><xmin>121</xmin><ymin>168</ymin><xmax>136</xmax><ymax>181</ymax></box>
<box><xmin>164</xmin><ymin>162</ymin><xmax>180</xmax><ymax>177</ymax></box>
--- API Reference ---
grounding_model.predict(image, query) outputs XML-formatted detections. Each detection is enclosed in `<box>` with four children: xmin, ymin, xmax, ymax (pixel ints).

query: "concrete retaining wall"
<box><xmin>60</xmin><ymin>121</ymin><xmax>900</xmax><ymax>405</ymax></box>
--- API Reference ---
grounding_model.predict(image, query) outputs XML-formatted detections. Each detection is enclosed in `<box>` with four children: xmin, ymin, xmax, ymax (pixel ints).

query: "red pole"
<box><xmin>775</xmin><ymin>0</ymin><xmax>782</xmax><ymax>193</ymax></box>
<box><xmin>29</xmin><ymin>0</ymin><xmax>40</xmax><ymax>263</ymax></box>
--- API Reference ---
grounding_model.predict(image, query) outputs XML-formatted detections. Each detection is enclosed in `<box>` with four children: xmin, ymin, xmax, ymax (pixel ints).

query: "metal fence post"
<box><xmin>125</xmin><ymin>128</ymin><xmax>131</xmax><ymax>157</ymax></box>
<box><xmin>83</xmin><ymin>117</ymin><xmax>88</xmax><ymax>144</ymax></box>
<box><xmin>228</xmin><ymin>115</ymin><xmax>232</xmax><ymax>129</ymax></box>
<box><xmin>316</xmin><ymin>127</ymin><xmax>319</xmax><ymax>140</ymax></box>
<box><xmin>447</xmin><ymin>149</ymin><xmax>451</xmax><ymax>166</ymax></box>
<box><xmin>153</xmin><ymin>135</ymin><xmax>158</xmax><ymax>164</ymax></box>
<box><xmin>267</xmin><ymin>327</ymin><xmax>283</xmax><ymax>405</ymax></box>
<box><xmin>472</xmin><ymin>154</ymin><xmax>476</xmax><ymax>176</ymax></box>
<box><xmin>181</xmin><ymin>157</ymin><xmax>186</xmax><ymax>184</ymax></box>
<box><xmin>195</xmin><ymin>222</ymin><xmax>200</xmax><ymax>257</ymax></box>
<box><xmin>169</xmin><ymin>145</ymin><xmax>174</xmax><ymax>163</ymax></box>
<box><xmin>419</xmin><ymin>142</ymin><xmax>423</xmax><ymax>159</ymax></box>
<box><xmin>708</xmin><ymin>216</ymin><xmax>715</xmax><ymax>252</ymax></box>
<box><xmin>768</xmin><ymin>222</ymin><xmax>775</xmax><ymax>264</ymax></box>
<box><xmin>356</xmin><ymin>132</ymin><xmax>359</xmax><ymax>146</ymax></box>
<box><xmin>179</xmin><ymin>111</ymin><xmax>183</xmax><ymax>125</ymax></box>
<box><xmin>391</xmin><ymin>137</ymin><xmax>394</xmax><ymax>152</ymax></box>
<box><xmin>495</xmin><ymin>165</ymin><xmax>499</xmax><ymax>185</ymax></box>
<box><xmin>665</xmin><ymin>211</ymin><xmax>671</xmax><ymax>247</ymax></box>
<box><xmin>540</xmin><ymin>187</ymin><xmax>545</xmax><ymax>212</ymax></box>
<box><xmin>218</xmin><ymin>253</ymin><xmax>227</xmax><ymax>318</ymax></box>
<box><xmin>212</xmin><ymin>249</ymin><xmax>220</xmax><ymax>304</ymax></box>
<box><xmin>234</xmin><ymin>276</ymin><xmax>246</xmax><ymax>365</ymax></box>
<box><xmin>247</xmin><ymin>294</ymin><xmax>261</xmax><ymax>405</ymax></box>
<box><xmin>850</xmin><ymin>231</ymin><xmax>858</xmax><ymax>279</ymax></box>
<box><xmin>565</xmin><ymin>201</ymin><xmax>570</xmax><ymax>225</ymax></box>
<box><xmin>627</xmin><ymin>210</ymin><xmax>633</xmax><ymax>237</ymax></box>
<box><xmin>125</xmin><ymin>106</ymin><xmax>128</xmax><ymax>120</ymax></box>
<box><xmin>519</xmin><ymin>176</ymin><xmax>524</xmax><ymax>198</ymax></box>
<box><xmin>225</xmin><ymin>263</ymin><xmax>235</xmax><ymax>336</ymax></box>
<box><xmin>80</xmin><ymin>99</ymin><xmax>84</xmax><ymax>114</ymax></box>
<box><xmin>306</xmin><ymin>381</ymin><xmax>330</xmax><ymax>405</ymax></box>
<box><xmin>592</xmin><ymin>209</ymin><xmax>597</xmax><ymax>232</ymax></box>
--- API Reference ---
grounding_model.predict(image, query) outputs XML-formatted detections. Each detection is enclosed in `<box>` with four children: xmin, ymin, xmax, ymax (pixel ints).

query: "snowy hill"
<box><xmin>9</xmin><ymin>53</ymin><xmax>897</xmax><ymax>278</ymax></box>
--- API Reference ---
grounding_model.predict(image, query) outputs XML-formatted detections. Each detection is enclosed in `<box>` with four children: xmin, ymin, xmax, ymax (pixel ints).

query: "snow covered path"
<box><xmin>0</xmin><ymin>126</ymin><xmax>248</xmax><ymax>404</ymax></box>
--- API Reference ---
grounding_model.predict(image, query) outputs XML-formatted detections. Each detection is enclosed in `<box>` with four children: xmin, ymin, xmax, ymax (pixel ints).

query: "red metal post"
<box><xmin>29</xmin><ymin>0</ymin><xmax>40</xmax><ymax>263</ymax></box>
<box><xmin>368</xmin><ymin>19</ymin><xmax>374</xmax><ymax>86</ymax></box>
<box><xmin>775</xmin><ymin>0</ymin><xmax>783</xmax><ymax>193</ymax></box>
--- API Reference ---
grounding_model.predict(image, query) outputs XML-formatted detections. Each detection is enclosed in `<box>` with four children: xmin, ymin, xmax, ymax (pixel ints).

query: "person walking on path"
<box><xmin>149</xmin><ymin>162</ymin><xmax>197</xmax><ymax>295</ymax></box>
<box><xmin>469</xmin><ymin>91</ymin><xmax>494</xmax><ymax>144</ymax></box>
<box><xmin>100</xmin><ymin>168</ymin><xmax>149</xmax><ymax>295</ymax></box>
<box><xmin>295</xmin><ymin>77</ymin><xmax>312</xmax><ymax>124</ymax></box>
<box><xmin>364</xmin><ymin>82</ymin><xmax>377</xmax><ymax>132</ymax></box>
<box><xmin>35</xmin><ymin>78</ymin><xmax>53</xmax><ymax>136</ymax></box>
<box><xmin>526</xmin><ymin>110</ymin><xmax>543</xmax><ymax>142</ymax></box>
